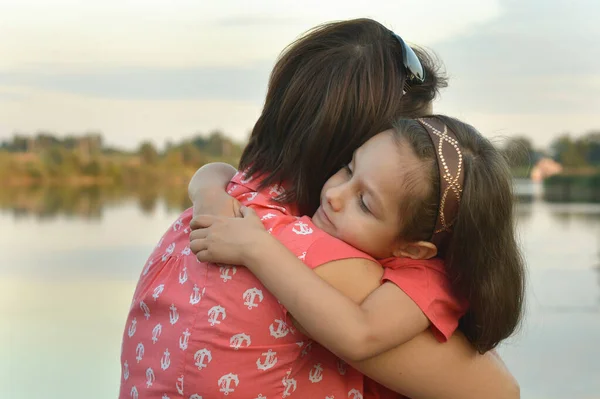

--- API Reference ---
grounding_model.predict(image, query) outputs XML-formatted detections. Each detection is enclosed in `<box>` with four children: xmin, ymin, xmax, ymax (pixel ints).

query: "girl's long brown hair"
<box><xmin>239</xmin><ymin>18</ymin><xmax>447</xmax><ymax>215</ymax></box>
<box><xmin>394</xmin><ymin>116</ymin><xmax>526</xmax><ymax>353</ymax></box>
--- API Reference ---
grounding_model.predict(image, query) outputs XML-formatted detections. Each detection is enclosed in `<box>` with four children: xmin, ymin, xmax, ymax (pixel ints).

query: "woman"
<box><xmin>120</xmin><ymin>18</ymin><xmax>519</xmax><ymax>399</ymax></box>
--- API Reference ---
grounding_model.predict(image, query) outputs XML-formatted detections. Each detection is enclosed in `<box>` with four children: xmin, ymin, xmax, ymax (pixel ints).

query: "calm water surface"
<box><xmin>1</xmin><ymin>191</ymin><xmax>599</xmax><ymax>398</ymax></box>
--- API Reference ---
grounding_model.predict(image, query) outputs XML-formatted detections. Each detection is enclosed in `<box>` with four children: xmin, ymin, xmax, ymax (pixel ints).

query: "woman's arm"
<box><xmin>187</xmin><ymin>162</ymin><xmax>240</xmax><ymax>218</ymax></box>
<box><xmin>191</xmin><ymin>208</ymin><xmax>430</xmax><ymax>362</ymax></box>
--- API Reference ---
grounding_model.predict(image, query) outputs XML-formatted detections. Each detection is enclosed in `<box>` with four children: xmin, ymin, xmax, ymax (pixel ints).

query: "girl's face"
<box><xmin>312</xmin><ymin>130</ymin><xmax>422</xmax><ymax>259</ymax></box>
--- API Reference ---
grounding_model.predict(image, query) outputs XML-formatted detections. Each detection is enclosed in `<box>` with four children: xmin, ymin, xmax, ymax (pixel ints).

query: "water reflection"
<box><xmin>1</xmin><ymin>182</ymin><xmax>600</xmax><ymax>399</ymax></box>
<box><xmin>0</xmin><ymin>184</ymin><xmax>191</xmax><ymax>220</ymax></box>
<box><xmin>546</xmin><ymin>205</ymin><xmax>600</xmax><ymax>228</ymax></box>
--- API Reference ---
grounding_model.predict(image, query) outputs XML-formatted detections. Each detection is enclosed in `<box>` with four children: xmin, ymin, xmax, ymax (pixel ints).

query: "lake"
<box><xmin>0</xmin><ymin>185</ymin><xmax>599</xmax><ymax>399</ymax></box>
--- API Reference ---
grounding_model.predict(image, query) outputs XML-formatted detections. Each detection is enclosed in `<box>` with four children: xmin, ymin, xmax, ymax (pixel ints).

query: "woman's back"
<box><xmin>119</xmin><ymin>183</ymin><xmax>367</xmax><ymax>398</ymax></box>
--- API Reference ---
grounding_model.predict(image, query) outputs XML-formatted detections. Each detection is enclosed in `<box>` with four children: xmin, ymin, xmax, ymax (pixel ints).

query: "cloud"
<box><xmin>0</xmin><ymin>63</ymin><xmax>272</xmax><ymax>101</ymax></box>
<box><xmin>434</xmin><ymin>0</ymin><xmax>600</xmax><ymax>116</ymax></box>
<box><xmin>215</xmin><ymin>15</ymin><xmax>304</xmax><ymax>27</ymax></box>
<box><xmin>0</xmin><ymin>91</ymin><xmax>27</xmax><ymax>102</ymax></box>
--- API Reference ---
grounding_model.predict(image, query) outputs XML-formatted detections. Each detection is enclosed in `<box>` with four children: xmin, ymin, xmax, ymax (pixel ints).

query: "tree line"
<box><xmin>0</xmin><ymin>130</ymin><xmax>244</xmax><ymax>186</ymax></box>
<box><xmin>2</xmin><ymin>128</ymin><xmax>599</xmax><ymax>186</ymax></box>
<box><xmin>501</xmin><ymin>131</ymin><xmax>600</xmax><ymax>175</ymax></box>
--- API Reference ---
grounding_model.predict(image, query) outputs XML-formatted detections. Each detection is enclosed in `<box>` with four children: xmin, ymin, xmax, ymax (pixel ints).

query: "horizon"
<box><xmin>1</xmin><ymin>0</ymin><xmax>598</xmax><ymax>151</ymax></box>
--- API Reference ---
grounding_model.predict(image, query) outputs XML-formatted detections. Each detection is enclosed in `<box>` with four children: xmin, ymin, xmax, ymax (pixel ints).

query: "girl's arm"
<box><xmin>192</xmin><ymin>207</ymin><xmax>430</xmax><ymax>362</ymax></box>
<box><xmin>190</xmin><ymin>209</ymin><xmax>519</xmax><ymax>398</ymax></box>
<box><xmin>311</xmin><ymin>258</ymin><xmax>519</xmax><ymax>399</ymax></box>
<box><xmin>187</xmin><ymin>162</ymin><xmax>240</xmax><ymax>218</ymax></box>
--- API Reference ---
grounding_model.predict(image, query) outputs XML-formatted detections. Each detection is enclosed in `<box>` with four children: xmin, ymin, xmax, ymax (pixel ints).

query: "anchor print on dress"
<box><xmin>135</xmin><ymin>342</ymin><xmax>144</xmax><ymax>363</ymax></box>
<box><xmin>292</xmin><ymin>221</ymin><xmax>313</xmax><ymax>235</ymax></box>
<box><xmin>245</xmin><ymin>192</ymin><xmax>258</xmax><ymax>202</ymax></box>
<box><xmin>269</xmin><ymin>184</ymin><xmax>285</xmax><ymax>197</ymax></box>
<box><xmin>308</xmin><ymin>363</ymin><xmax>324</xmax><ymax>383</ymax></box>
<box><xmin>172</xmin><ymin>218</ymin><xmax>184</xmax><ymax>231</ymax></box>
<box><xmin>301</xmin><ymin>341</ymin><xmax>313</xmax><ymax>357</ymax></box>
<box><xmin>127</xmin><ymin>317</ymin><xmax>137</xmax><ymax>338</ymax></box>
<box><xmin>337</xmin><ymin>359</ymin><xmax>348</xmax><ymax>375</ymax></box>
<box><xmin>281</xmin><ymin>371</ymin><xmax>298</xmax><ymax>398</ymax></box>
<box><xmin>179</xmin><ymin>266</ymin><xmax>188</xmax><ymax>284</ymax></box>
<box><xmin>151</xmin><ymin>323</ymin><xmax>162</xmax><ymax>344</ymax></box>
<box><xmin>348</xmin><ymin>389</ymin><xmax>363</xmax><ymax>399</ymax></box>
<box><xmin>208</xmin><ymin>305</ymin><xmax>226</xmax><ymax>326</ymax></box>
<box><xmin>162</xmin><ymin>243</ymin><xmax>176</xmax><ymax>261</ymax></box>
<box><xmin>240</xmin><ymin>172</ymin><xmax>253</xmax><ymax>184</ymax></box>
<box><xmin>123</xmin><ymin>361</ymin><xmax>129</xmax><ymax>380</ymax></box>
<box><xmin>152</xmin><ymin>284</ymin><xmax>165</xmax><ymax>300</ymax></box>
<box><xmin>189</xmin><ymin>395</ymin><xmax>203</xmax><ymax>399</ymax></box>
<box><xmin>179</xmin><ymin>329</ymin><xmax>191</xmax><ymax>351</ymax></box>
<box><xmin>142</xmin><ymin>258</ymin><xmax>153</xmax><ymax>276</ymax></box>
<box><xmin>160</xmin><ymin>348</ymin><xmax>171</xmax><ymax>370</ymax></box>
<box><xmin>176</xmin><ymin>375</ymin><xmax>184</xmax><ymax>395</ymax></box>
<box><xmin>218</xmin><ymin>373</ymin><xmax>240</xmax><ymax>396</ymax></box>
<box><xmin>229</xmin><ymin>333</ymin><xmax>251</xmax><ymax>350</ymax></box>
<box><xmin>190</xmin><ymin>284</ymin><xmax>202</xmax><ymax>305</ymax></box>
<box><xmin>219</xmin><ymin>266</ymin><xmax>237</xmax><ymax>282</ymax></box>
<box><xmin>162</xmin><ymin>395</ymin><xmax>170</xmax><ymax>399</ymax></box>
<box><xmin>180</xmin><ymin>246</ymin><xmax>191</xmax><ymax>256</ymax></box>
<box><xmin>255</xmin><ymin>395</ymin><xmax>266</xmax><ymax>399</ymax></box>
<box><xmin>130</xmin><ymin>386</ymin><xmax>138</xmax><ymax>399</ymax></box>
<box><xmin>269</xmin><ymin>319</ymin><xmax>290</xmax><ymax>339</ymax></box>
<box><xmin>146</xmin><ymin>367</ymin><xmax>155</xmax><ymax>388</ymax></box>
<box><xmin>140</xmin><ymin>301</ymin><xmax>151</xmax><ymax>320</ymax></box>
<box><xmin>243</xmin><ymin>288</ymin><xmax>264</xmax><ymax>310</ymax></box>
<box><xmin>193</xmin><ymin>348</ymin><xmax>212</xmax><ymax>370</ymax></box>
<box><xmin>256</xmin><ymin>349</ymin><xmax>278</xmax><ymax>371</ymax></box>
<box><xmin>227</xmin><ymin>183</ymin><xmax>238</xmax><ymax>194</ymax></box>
<box><xmin>169</xmin><ymin>304</ymin><xmax>179</xmax><ymax>325</ymax></box>
<box><xmin>298</xmin><ymin>252</ymin><xmax>306</xmax><ymax>261</ymax></box>
<box><xmin>261</xmin><ymin>213</ymin><xmax>277</xmax><ymax>221</ymax></box>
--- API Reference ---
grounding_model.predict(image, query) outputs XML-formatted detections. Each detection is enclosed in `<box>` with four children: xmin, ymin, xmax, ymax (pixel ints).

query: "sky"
<box><xmin>0</xmin><ymin>0</ymin><xmax>598</xmax><ymax>151</ymax></box>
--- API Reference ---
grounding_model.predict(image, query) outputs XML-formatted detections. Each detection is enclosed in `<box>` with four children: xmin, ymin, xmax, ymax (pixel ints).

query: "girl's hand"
<box><xmin>189</xmin><ymin>206</ymin><xmax>271</xmax><ymax>265</ymax></box>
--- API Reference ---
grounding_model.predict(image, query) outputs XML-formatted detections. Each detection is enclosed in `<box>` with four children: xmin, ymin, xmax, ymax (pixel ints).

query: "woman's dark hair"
<box><xmin>392</xmin><ymin>116</ymin><xmax>525</xmax><ymax>353</ymax></box>
<box><xmin>239</xmin><ymin>18</ymin><xmax>447</xmax><ymax>215</ymax></box>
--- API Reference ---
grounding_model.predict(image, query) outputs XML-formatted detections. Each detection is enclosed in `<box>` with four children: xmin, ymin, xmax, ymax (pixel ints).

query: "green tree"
<box><xmin>551</xmin><ymin>134</ymin><xmax>587</xmax><ymax>168</ymax></box>
<box><xmin>582</xmin><ymin>132</ymin><xmax>600</xmax><ymax>166</ymax></box>
<box><xmin>138</xmin><ymin>141</ymin><xmax>159</xmax><ymax>165</ymax></box>
<box><xmin>180</xmin><ymin>142</ymin><xmax>207</xmax><ymax>167</ymax></box>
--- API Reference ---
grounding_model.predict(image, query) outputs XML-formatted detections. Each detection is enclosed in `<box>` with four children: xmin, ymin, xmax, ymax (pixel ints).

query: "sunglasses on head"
<box><xmin>391</xmin><ymin>33</ymin><xmax>425</xmax><ymax>89</ymax></box>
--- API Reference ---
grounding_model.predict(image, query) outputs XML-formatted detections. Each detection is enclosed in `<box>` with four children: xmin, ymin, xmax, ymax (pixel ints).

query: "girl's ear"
<box><xmin>392</xmin><ymin>241</ymin><xmax>437</xmax><ymax>260</ymax></box>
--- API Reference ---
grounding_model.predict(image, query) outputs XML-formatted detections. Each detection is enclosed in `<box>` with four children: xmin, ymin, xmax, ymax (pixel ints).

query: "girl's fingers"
<box><xmin>189</xmin><ymin>228</ymin><xmax>208</xmax><ymax>241</ymax></box>
<box><xmin>190</xmin><ymin>237</ymin><xmax>207</xmax><ymax>255</ymax></box>
<box><xmin>195</xmin><ymin>249</ymin><xmax>214</xmax><ymax>263</ymax></box>
<box><xmin>240</xmin><ymin>205</ymin><xmax>260</xmax><ymax>222</ymax></box>
<box><xmin>190</xmin><ymin>215</ymin><xmax>218</xmax><ymax>230</ymax></box>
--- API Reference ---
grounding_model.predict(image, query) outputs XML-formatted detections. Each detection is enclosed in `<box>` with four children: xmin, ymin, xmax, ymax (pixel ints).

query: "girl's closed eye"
<box><xmin>343</xmin><ymin>164</ymin><xmax>371</xmax><ymax>214</ymax></box>
<box><xmin>357</xmin><ymin>195</ymin><xmax>370</xmax><ymax>214</ymax></box>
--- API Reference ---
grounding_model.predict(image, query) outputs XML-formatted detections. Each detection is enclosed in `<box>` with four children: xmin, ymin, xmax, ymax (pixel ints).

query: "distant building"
<box><xmin>531</xmin><ymin>158</ymin><xmax>563</xmax><ymax>182</ymax></box>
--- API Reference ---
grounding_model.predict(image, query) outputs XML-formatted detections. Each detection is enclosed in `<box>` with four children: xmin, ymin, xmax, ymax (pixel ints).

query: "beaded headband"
<box><xmin>417</xmin><ymin>117</ymin><xmax>464</xmax><ymax>252</ymax></box>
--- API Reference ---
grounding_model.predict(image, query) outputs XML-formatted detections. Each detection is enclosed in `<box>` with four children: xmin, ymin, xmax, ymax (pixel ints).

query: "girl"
<box><xmin>190</xmin><ymin>115</ymin><xmax>525</xmax><ymax>363</ymax></box>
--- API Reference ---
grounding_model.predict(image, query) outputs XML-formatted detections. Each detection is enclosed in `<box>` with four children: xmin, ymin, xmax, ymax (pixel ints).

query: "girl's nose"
<box><xmin>325</xmin><ymin>184</ymin><xmax>346</xmax><ymax>212</ymax></box>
